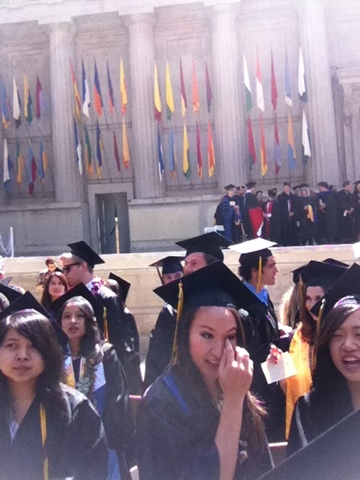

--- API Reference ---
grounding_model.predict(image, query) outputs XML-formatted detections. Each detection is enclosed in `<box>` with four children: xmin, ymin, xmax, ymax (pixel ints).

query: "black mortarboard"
<box><xmin>149</xmin><ymin>256</ymin><xmax>184</xmax><ymax>275</ymax></box>
<box><xmin>268</xmin><ymin>188</ymin><xmax>277</xmax><ymax>198</ymax></box>
<box><xmin>322</xmin><ymin>258</ymin><xmax>349</xmax><ymax>268</ymax></box>
<box><xmin>108</xmin><ymin>272</ymin><xmax>131</xmax><ymax>303</ymax></box>
<box><xmin>176</xmin><ymin>232</ymin><xmax>232</xmax><ymax>262</ymax></box>
<box><xmin>293</xmin><ymin>185</ymin><xmax>301</xmax><ymax>190</ymax></box>
<box><xmin>67</xmin><ymin>240</ymin><xmax>105</xmax><ymax>268</ymax></box>
<box><xmin>246</xmin><ymin>181</ymin><xmax>256</xmax><ymax>188</ymax></box>
<box><xmin>299</xmin><ymin>183</ymin><xmax>309</xmax><ymax>188</ymax></box>
<box><xmin>154</xmin><ymin>261</ymin><xmax>256</xmax><ymax>314</ymax></box>
<box><xmin>311</xmin><ymin>263</ymin><xmax>360</xmax><ymax>318</ymax></box>
<box><xmin>0</xmin><ymin>291</ymin><xmax>68</xmax><ymax>350</ymax></box>
<box><xmin>290</xmin><ymin>265</ymin><xmax>306</xmax><ymax>284</ymax></box>
<box><xmin>259</xmin><ymin>409</ymin><xmax>360</xmax><ymax>480</ymax></box>
<box><xmin>0</xmin><ymin>283</ymin><xmax>22</xmax><ymax>303</ymax></box>
<box><xmin>300</xmin><ymin>260</ymin><xmax>347</xmax><ymax>288</ymax></box>
<box><xmin>224</xmin><ymin>184</ymin><xmax>236</xmax><ymax>191</ymax></box>
<box><xmin>51</xmin><ymin>283</ymin><xmax>104</xmax><ymax>321</ymax></box>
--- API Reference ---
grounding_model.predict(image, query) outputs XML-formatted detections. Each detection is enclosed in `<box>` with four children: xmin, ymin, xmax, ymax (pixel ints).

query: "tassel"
<box><xmin>40</xmin><ymin>404</ymin><xmax>49</xmax><ymax>480</ymax></box>
<box><xmin>312</xmin><ymin>298</ymin><xmax>326</xmax><ymax>372</ymax></box>
<box><xmin>171</xmin><ymin>280</ymin><xmax>184</xmax><ymax>364</ymax></box>
<box><xmin>256</xmin><ymin>256</ymin><xmax>263</xmax><ymax>292</ymax></box>
<box><xmin>103</xmin><ymin>307</ymin><xmax>109</xmax><ymax>341</ymax></box>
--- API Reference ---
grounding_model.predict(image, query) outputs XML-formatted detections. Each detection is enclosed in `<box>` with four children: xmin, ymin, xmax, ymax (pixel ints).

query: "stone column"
<box><xmin>208</xmin><ymin>3</ymin><xmax>245</xmax><ymax>187</ymax></box>
<box><xmin>49</xmin><ymin>22</ymin><xmax>80</xmax><ymax>203</ymax></box>
<box><xmin>298</xmin><ymin>0</ymin><xmax>340</xmax><ymax>185</ymax></box>
<box><xmin>126</xmin><ymin>14</ymin><xmax>162</xmax><ymax>199</ymax></box>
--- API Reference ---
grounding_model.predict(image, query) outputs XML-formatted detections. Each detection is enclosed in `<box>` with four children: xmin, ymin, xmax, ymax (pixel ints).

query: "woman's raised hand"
<box><xmin>218</xmin><ymin>339</ymin><xmax>253</xmax><ymax>401</ymax></box>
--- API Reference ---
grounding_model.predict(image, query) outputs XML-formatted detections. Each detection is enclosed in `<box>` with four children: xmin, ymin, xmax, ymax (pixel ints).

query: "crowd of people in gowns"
<box><xmin>0</xmin><ymin>231</ymin><xmax>360</xmax><ymax>479</ymax></box>
<box><xmin>215</xmin><ymin>180</ymin><xmax>360</xmax><ymax>246</ymax></box>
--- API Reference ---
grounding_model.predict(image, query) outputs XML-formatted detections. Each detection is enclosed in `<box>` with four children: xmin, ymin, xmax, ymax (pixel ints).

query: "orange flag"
<box><xmin>192</xmin><ymin>60</ymin><xmax>200</xmax><ymax>113</ymax></box>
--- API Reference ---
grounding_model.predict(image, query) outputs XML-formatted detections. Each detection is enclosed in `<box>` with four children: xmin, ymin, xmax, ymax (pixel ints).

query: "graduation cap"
<box><xmin>0</xmin><ymin>291</ymin><xmax>68</xmax><ymax>350</ymax></box>
<box><xmin>322</xmin><ymin>258</ymin><xmax>349</xmax><ymax>268</ymax></box>
<box><xmin>311</xmin><ymin>263</ymin><xmax>360</xmax><ymax>318</ymax></box>
<box><xmin>293</xmin><ymin>185</ymin><xmax>301</xmax><ymax>191</ymax></box>
<box><xmin>268</xmin><ymin>188</ymin><xmax>277</xmax><ymax>198</ymax></box>
<box><xmin>108</xmin><ymin>272</ymin><xmax>131</xmax><ymax>303</ymax></box>
<box><xmin>149</xmin><ymin>256</ymin><xmax>184</xmax><ymax>284</ymax></box>
<box><xmin>67</xmin><ymin>240</ymin><xmax>105</xmax><ymax>268</ymax></box>
<box><xmin>300</xmin><ymin>260</ymin><xmax>347</xmax><ymax>288</ymax></box>
<box><xmin>224</xmin><ymin>184</ymin><xmax>236</xmax><ymax>191</ymax></box>
<box><xmin>154</xmin><ymin>261</ymin><xmax>256</xmax><ymax>315</ymax></box>
<box><xmin>51</xmin><ymin>283</ymin><xmax>104</xmax><ymax>321</ymax></box>
<box><xmin>0</xmin><ymin>283</ymin><xmax>22</xmax><ymax>303</ymax></box>
<box><xmin>176</xmin><ymin>232</ymin><xmax>232</xmax><ymax>262</ymax></box>
<box><xmin>258</xmin><ymin>409</ymin><xmax>360</xmax><ymax>480</ymax></box>
<box><xmin>289</xmin><ymin>265</ymin><xmax>306</xmax><ymax>285</ymax></box>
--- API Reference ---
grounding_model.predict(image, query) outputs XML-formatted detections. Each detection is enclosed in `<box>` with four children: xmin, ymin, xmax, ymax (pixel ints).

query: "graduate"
<box><xmin>0</xmin><ymin>293</ymin><xmax>108</xmax><ymax>480</ymax></box>
<box><xmin>137</xmin><ymin>262</ymin><xmax>273</xmax><ymax>480</ymax></box>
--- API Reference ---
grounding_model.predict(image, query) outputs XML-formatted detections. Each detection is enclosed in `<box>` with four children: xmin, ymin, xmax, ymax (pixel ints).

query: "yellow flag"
<box><xmin>165</xmin><ymin>62</ymin><xmax>175</xmax><ymax>121</ymax></box>
<box><xmin>154</xmin><ymin>63</ymin><xmax>162</xmax><ymax>121</ymax></box>
<box><xmin>122</xmin><ymin>117</ymin><xmax>130</xmax><ymax>169</ymax></box>
<box><xmin>183</xmin><ymin>123</ymin><xmax>190</xmax><ymax>179</ymax></box>
<box><xmin>120</xmin><ymin>58</ymin><xmax>127</xmax><ymax>116</ymax></box>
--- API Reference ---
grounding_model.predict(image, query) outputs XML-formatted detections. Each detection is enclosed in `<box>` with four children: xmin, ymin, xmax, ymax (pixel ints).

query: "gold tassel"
<box><xmin>40</xmin><ymin>404</ymin><xmax>49</xmax><ymax>480</ymax></box>
<box><xmin>312</xmin><ymin>298</ymin><xmax>326</xmax><ymax>373</ymax></box>
<box><xmin>256</xmin><ymin>256</ymin><xmax>263</xmax><ymax>292</ymax></box>
<box><xmin>103</xmin><ymin>307</ymin><xmax>109</xmax><ymax>341</ymax></box>
<box><xmin>171</xmin><ymin>280</ymin><xmax>184</xmax><ymax>364</ymax></box>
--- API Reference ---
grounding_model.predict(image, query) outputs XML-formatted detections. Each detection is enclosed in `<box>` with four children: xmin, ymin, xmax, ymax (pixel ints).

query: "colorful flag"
<box><xmin>107</xmin><ymin>61</ymin><xmax>115</xmax><ymax>116</ymax></box>
<box><xmin>196</xmin><ymin>122</ymin><xmax>203</xmax><ymax>177</ymax></box>
<box><xmin>16</xmin><ymin>138</ymin><xmax>25</xmax><ymax>185</ymax></box>
<box><xmin>73</xmin><ymin>120</ymin><xmax>83</xmax><ymax>175</ymax></box>
<box><xmin>3</xmin><ymin>138</ymin><xmax>12</xmax><ymax>192</ymax></box>
<box><xmin>95</xmin><ymin>120</ymin><xmax>103</xmax><ymax>178</ymax></box>
<box><xmin>274</xmin><ymin>113</ymin><xmax>281</xmax><ymax>174</ymax></box>
<box><xmin>169</xmin><ymin>125</ymin><xmax>177</xmax><ymax>177</ymax></box>
<box><xmin>205</xmin><ymin>62</ymin><xmax>212</xmax><ymax>114</ymax></box>
<box><xmin>180</xmin><ymin>58</ymin><xmax>187</xmax><ymax>117</ymax></box>
<box><xmin>120</xmin><ymin>58</ymin><xmax>127</xmax><ymax>116</ymax></box>
<box><xmin>122</xmin><ymin>118</ymin><xmax>130</xmax><ymax>169</ymax></box>
<box><xmin>302</xmin><ymin>110</ymin><xmax>311</xmax><ymax>165</ymax></box>
<box><xmin>157</xmin><ymin>123</ymin><xmax>165</xmax><ymax>179</ymax></box>
<box><xmin>183</xmin><ymin>123</ymin><xmax>191</xmax><ymax>179</ymax></box>
<box><xmin>287</xmin><ymin>114</ymin><xmax>296</xmax><ymax>170</ymax></box>
<box><xmin>35</xmin><ymin>76</ymin><xmax>43</xmax><ymax>119</ymax></box>
<box><xmin>247</xmin><ymin>116</ymin><xmax>256</xmax><ymax>169</ymax></box>
<box><xmin>82</xmin><ymin>60</ymin><xmax>90</xmax><ymax>118</ymax></box>
<box><xmin>113</xmin><ymin>131</ymin><xmax>120</xmax><ymax>172</ymax></box>
<box><xmin>192</xmin><ymin>60</ymin><xmax>200</xmax><ymax>113</ymax></box>
<box><xmin>27</xmin><ymin>144</ymin><xmax>37</xmax><ymax>195</ymax></box>
<box><xmin>271</xmin><ymin>50</ymin><xmax>278</xmax><ymax>111</ymax></box>
<box><xmin>38</xmin><ymin>139</ymin><xmax>48</xmax><ymax>183</ymax></box>
<box><xmin>165</xmin><ymin>62</ymin><xmax>175</xmax><ymax>121</ymax></box>
<box><xmin>1</xmin><ymin>83</ymin><xmax>10</xmax><ymax>128</ymax></box>
<box><xmin>154</xmin><ymin>63</ymin><xmax>162</xmax><ymax>122</ymax></box>
<box><xmin>94</xmin><ymin>60</ymin><xmax>103</xmax><ymax>117</ymax></box>
<box><xmin>84</xmin><ymin>125</ymin><xmax>93</xmax><ymax>176</ymax></box>
<box><xmin>23</xmin><ymin>74</ymin><xmax>33</xmax><ymax>125</ymax></box>
<box><xmin>260</xmin><ymin>115</ymin><xmax>267</xmax><ymax>176</ymax></box>
<box><xmin>285</xmin><ymin>51</ymin><xmax>292</xmax><ymax>107</ymax></box>
<box><xmin>70</xmin><ymin>62</ymin><xmax>81</xmax><ymax>119</ymax></box>
<box><xmin>243</xmin><ymin>52</ymin><xmax>252</xmax><ymax>112</ymax></box>
<box><xmin>207</xmin><ymin>121</ymin><xmax>215</xmax><ymax>178</ymax></box>
<box><xmin>298</xmin><ymin>46</ymin><xmax>308</xmax><ymax>102</ymax></box>
<box><xmin>256</xmin><ymin>50</ymin><xmax>265</xmax><ymax>112</ymax></box>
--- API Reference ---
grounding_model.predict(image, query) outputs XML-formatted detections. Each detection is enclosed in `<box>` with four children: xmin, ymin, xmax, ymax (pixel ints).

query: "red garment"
<box><xmin>248</xmin><ymin>207</ymin><xmax>264</xmax><ymax>238</ymax></box>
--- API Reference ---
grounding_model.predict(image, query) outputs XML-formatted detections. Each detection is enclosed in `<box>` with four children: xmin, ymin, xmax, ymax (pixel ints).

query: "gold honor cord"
<box><xmin>256</xmin><ymin>256</ymin><xmax>263</xmax><ymax>292</ymax></box>
<box><xmin>312</xmin><ymin>298</ymin><xmax>326</xmax><ymax>373</ymax></box>
<box><xmin>171</xmin><ymin>280</ymin><xmax>184</xmax><ymax>364</ymax></box>
<box><xmin>103</xmin><ymin>307</ymin><xmax>109</xmax><ymax>341</ymax></box>
<box><xmin>40</xmin><ymin>404</ymin><xmax>49</xmax><ymax>480</ymax></box>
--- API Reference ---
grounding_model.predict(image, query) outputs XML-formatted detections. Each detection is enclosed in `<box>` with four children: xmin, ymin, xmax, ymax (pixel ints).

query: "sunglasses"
<box><xmin>62</xmin><ymin>262</ymin><xmax>81</xmax><ymax>274</ymax></box>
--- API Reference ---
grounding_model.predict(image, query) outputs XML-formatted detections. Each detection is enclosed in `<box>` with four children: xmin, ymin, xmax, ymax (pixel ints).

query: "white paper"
<box><xmin>261</xmin><ymin>351</ymin><xmax>297</xmax><ymax>384</ymax></box>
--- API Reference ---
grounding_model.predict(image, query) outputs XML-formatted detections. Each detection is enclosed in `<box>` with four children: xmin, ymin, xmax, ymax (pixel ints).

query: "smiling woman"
<box><xmin>137</xmin><ymin>262</ymin><xmax>273</xmax><ymax>480</ymax></box>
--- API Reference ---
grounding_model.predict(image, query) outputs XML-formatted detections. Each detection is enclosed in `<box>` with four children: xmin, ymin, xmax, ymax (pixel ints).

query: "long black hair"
<box><xmin>0</xmin><ymin>309</ymin><xmax>65</xmax><ymax>409</ymax></box>
<box><xmin>173</xmin><ymin>305</ymin><xmax>266</xmax><ymax>451</ymax></box>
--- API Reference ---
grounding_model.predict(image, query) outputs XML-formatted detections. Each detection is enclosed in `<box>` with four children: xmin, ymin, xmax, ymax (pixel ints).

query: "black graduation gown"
<box><xmin>0</xmin><ymin>385</ymin><xmax>108</xmax><ymax>480</ymax></box>
<box><xmin>295</xmin><ymin>196</ymin><xmax>316</xmax><ymax>244</ymax></box>
<box><xmin>240</xmin><ymin>296</ymin><xmax>286</xmax><ymax>442</ymax></box>
<box><xmin>277</xmin><ymin>192</ymin><xmax>297</xmax><ymax>246</ymax></box>
<box><xmin>137</xmin><ymin>371</ymin><xmax>273</xmax><ymax>480</ymax></box>
<box><xmin>337</xmin><ymin>190</ymin><xmax>356</xmax><ymax>242</ymax></box>
<box><xmin>317</xmin><ymin>190</ymin><xmax>338</xmax><ymax>243</ymax></box>
<box><xmin>144</xmin><ymin>304</ymin><xmax>176</xmax><ymax>390</ymax></box>
<box><xmin>94</xmin><ymin>285</ymin><xmax>142</xmax><ymax>394</ymax></box>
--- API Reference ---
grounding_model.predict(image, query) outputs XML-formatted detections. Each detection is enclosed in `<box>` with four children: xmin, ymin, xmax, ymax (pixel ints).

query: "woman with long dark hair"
<box><xmin>40</xmin><ymin>271</ymin><xmax>68</xmax><ymax>311</ymax></box>
<box><xmin>0</xmin><ymin>306</ymin><xmax>108</xmax><ymax>480</ymax></box>
<box><xmin>137</xmin><ymin>262</ymin><xmax>272</xmax><ymax>480</ymax></box>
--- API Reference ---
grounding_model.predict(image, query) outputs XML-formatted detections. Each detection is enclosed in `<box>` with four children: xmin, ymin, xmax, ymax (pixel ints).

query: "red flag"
<box><xmin>122</xmin><ymin>117</ymin><xmax>130</xmax><ymax>169</ymax></box>
<box><xmin>69</xmin><ymin>62</ymin><xmax>81</xmax><ymax>118</ymax></box>
<box><xmin>113</xmin><ymin>131</ymin><xmax>120</xmax><ymax>172</ymax></box>
<box><xmin>36</xmin><ymin>76</ymin><xmax>42</xmax><ymax>119</ymax></box>
<box><xmin>207</xmin><ymin>121</ymin><xmax>215</xmax><ymax>177</ymax></box>
<box><xmin>260</xmin><ymin>114</ymin><xmax>267</xmax><ymax>176</ymax></box>
<box><xmin>196</xmin><ymin>121</ymin><xmax>203</xmax><ymax>177</ymax></box>
<box><xmin>192</xmin><ymin>60</ymin><xmax>200</xmax><ymax>113</ymax></box>
<box><xmin>180</xmin><ymin>58</ymin><xmax>187</xmax><ymax>117</ymax></box>
<box><xmin>247</xmin><ymin>116</ymin><xmax>256</xmax><ymax>169</ymax></box>
<box><xmin>205</xmin><ymin>62</ymin><xmax>212</xmax><ymax>114</ymax></box>
<box><xmin>271</xmin><ymin>49</ymin><xmax>278</xmax><ymax>111</ymax></box>
<box><xmin>94</xmin><ymin>60</ymin><xmax>103</xmax><ymax>117</ymax></box>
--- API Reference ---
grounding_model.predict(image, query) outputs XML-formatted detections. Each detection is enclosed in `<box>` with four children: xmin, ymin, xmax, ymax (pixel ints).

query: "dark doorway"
<box><xmin>96</xmin><ymin>193</ymin><xmax>130</xmax><ymax>253</ymax></box>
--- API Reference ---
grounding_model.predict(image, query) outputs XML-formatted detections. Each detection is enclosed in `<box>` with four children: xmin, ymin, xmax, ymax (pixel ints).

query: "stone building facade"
<box><xmin>0</xmin><ymin>0</ymin><xmax>358</xmax><ymax>255</ymax></box>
